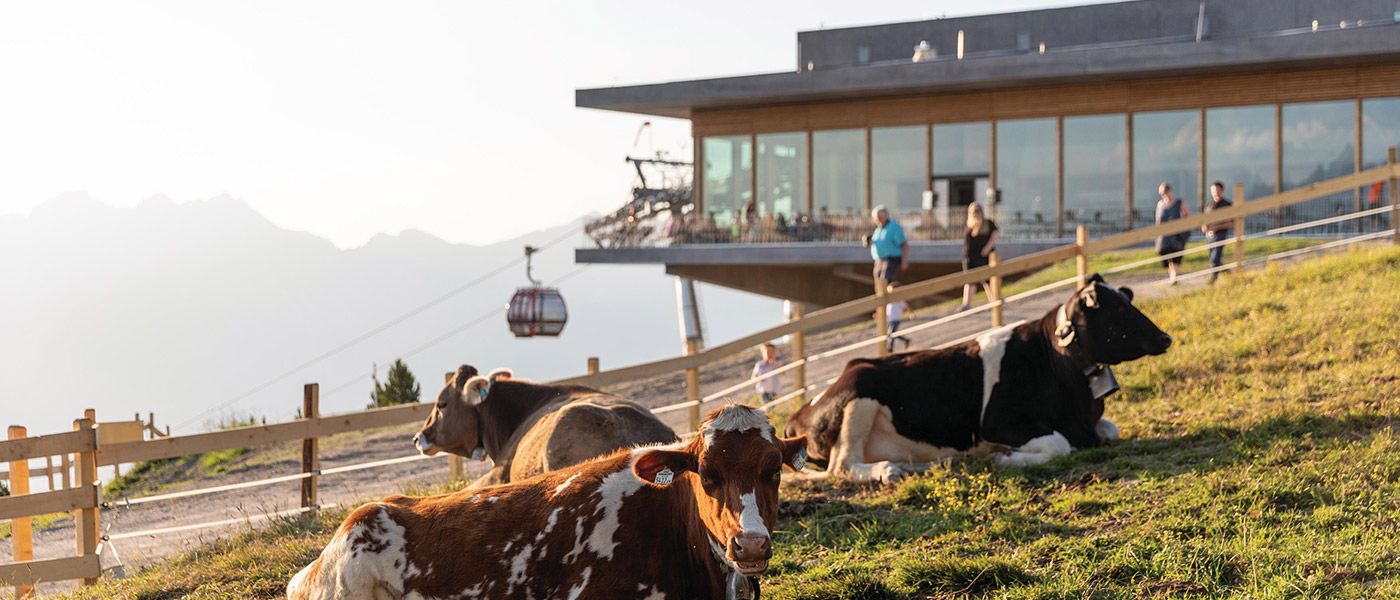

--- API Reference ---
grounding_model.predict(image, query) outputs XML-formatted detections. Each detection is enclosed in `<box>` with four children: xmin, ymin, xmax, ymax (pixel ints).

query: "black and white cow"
<box><xmin>783</xmin><ymin>274</ymin><xmax>1172</xmax><ymax>482</ymax></box>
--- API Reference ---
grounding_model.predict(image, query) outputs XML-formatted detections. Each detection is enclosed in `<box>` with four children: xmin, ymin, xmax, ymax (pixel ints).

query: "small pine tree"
<box><xmin>369</xmin><ymin>359</ymin><xmax>421</xmax><ymax>408</ymax></box>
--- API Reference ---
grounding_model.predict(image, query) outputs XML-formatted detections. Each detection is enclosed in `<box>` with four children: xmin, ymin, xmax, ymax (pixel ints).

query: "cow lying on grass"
<box><xmin>414</xmin><ymin>365</ymin><xmax>678</xmax><ymax>488</ymax></box>
<box><xmin>289</xmin><ymin>405</ymin><xmax>807</xmax><ymax>600</ymax></box>
<box><xmin>784</xmin><ymin>274</ymin><xmax>1172</xmax><ymax>482</ymax></box>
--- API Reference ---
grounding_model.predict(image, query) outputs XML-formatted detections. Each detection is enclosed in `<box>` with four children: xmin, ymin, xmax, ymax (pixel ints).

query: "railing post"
<box><xmin>1390</xmin><ymin>147</ymin><xmax>1398</xmax><ymax>245</ymax></box>
<box><xmin>684</xmin><ymin>339</ymin><xmax>702</xmax><ymax>431</ymax></box>
<box><xmin>874</xmin><ymin>281</ymin><xmax>890</xmax><ymax>357</ymax></box>
<box><xmin>61</xmin><ymin>451</ymin><xmax>71</xmax><ymax>490</ymax></box>
<box><xmin>73</xmin><ymin>417</ymin><xmax>99</xmax><ymax>586</ymax></box>
<box><xmin>301</xmin><ymin>383</ymin><xmax>319</xmax><ymax>510</ymax></box>
<box><xmin>1233</xmin><ymin>183</ymin><xmax>1247</xmax><ymax>273</ymax></box>
<box><xmin>988</xmin><ymin>252</ymin><xmax>1004</xmax><ymax>327</ymax></box>
<box><xmin>790</xmin><ymin>304</ymin><xmax>807</xmax><ymax>405</ymax></box>
<box><xmin>1075</xmin><ymin>225</ymin><xmax>1089</xmax><ymax>288</ymax></box>
<box><xmin>44</xmin><ymin>455</ymin><xmax>55</xmax><ymax>492</ymax></box>
<box><xmin>586</xmin><ymin>357</ymin><xmax>600</xmax><ymax>375</ymax></box>
<box><xmin>8</xmin><ymin>426</ymin><xmax>34</xmax><ymax>598</ymax></box>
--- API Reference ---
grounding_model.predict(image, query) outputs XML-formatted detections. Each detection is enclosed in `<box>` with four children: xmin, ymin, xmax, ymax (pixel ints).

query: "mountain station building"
<box><xmin>575</xmin><ymin>0</ymin><xmax>1400</xmax><ymax>309</ymax></box>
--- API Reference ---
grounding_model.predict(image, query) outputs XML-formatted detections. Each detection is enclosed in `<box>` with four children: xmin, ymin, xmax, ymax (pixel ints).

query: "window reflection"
<box><xmin>1064</xmin><ymin>114</ymin><xmax>1127</xmax><ymax>235</ymax></box>
<box><xmin>1206</xmin><ymin>105</ymin><xmax>1276</xmax><ymax>233</ymax></box>
<box><xmin>756</xmin><ymin>133</ymin><xmax>807</xmax><ymax>219</ymax></box>
<box><xmin>1282</xmin><ymin>101</ymin><xmax>1355</xmax><ymax>233</ymax></box>
<box><xmin>872</xmin><ymin>126</ymin><xmax>927</xmax><ymax>236</ymax></box>
<box><xmin>932</xmin><ymin>122</ymin><xmax>990</xmax><ymax>234</ymax></box>
<box><xmin>1363</xmin><ymin>97</ymin><xmax>1400</xmax><ymax>230</ymax></box>
<box><xmin>1133</xmin><ymin>110</ymin><xmax>1200</xmax><ymax>228</ymax></box>
<box><xmin>995</xmin><ymin>119</ymin><xmax>1057</xmax><ymax>236</ymax></box>
<box><xmin>813</xmin><ymin>129</ymin><xmax>867</xmax><ymax>220</ymax></box>
<box><xmin>702</xmin><ymin>136</ymin><xmax>752</xmax><ymax>228</ymax></box>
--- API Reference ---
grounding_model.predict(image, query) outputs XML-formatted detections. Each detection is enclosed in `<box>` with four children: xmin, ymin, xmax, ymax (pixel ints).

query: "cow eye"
<box><xmin>767</xmin><ymin>469</ymin><xmax>781</xmax><ymax>482</ymax></box>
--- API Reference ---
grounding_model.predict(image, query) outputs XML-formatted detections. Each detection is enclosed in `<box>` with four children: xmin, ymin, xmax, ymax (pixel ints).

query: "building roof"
<box><xmin>576</xmin><ymin>0</ymin><xmax>1400</xmax><ymax>119</ymax></box>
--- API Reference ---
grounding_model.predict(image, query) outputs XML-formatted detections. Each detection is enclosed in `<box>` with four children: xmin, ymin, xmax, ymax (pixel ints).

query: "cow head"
<box><xmin>412</xmin><ymin>365</ymin><xmax>509</xmax><ymax>459</ymax></box>
<box><xmin>631</xmin><ymin>405</ymin><xmax>806</xmax><ymax>577</ymax></box>
<box><xmin>1056</xmin><ymin>274</ymin><xmax>1173</xmax><ymax>365</ymax></box>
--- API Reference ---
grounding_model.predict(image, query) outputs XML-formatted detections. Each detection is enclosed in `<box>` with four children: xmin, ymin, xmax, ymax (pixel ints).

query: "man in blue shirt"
<box><xmin>866</xmin><ymin>205</ymin><xmax>908</xmax><ymax>284</ymax></box>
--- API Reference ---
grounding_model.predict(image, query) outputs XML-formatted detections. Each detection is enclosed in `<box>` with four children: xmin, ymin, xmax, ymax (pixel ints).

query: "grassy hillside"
<box><xmin>64</xmin><ymin>245</ymin><xmax>1400</xmax><ymax>599</ymax></box>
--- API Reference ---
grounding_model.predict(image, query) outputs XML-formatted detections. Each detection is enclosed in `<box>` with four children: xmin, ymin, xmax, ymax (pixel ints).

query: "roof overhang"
<box><xmin>576</xmin><ymin>27</ymin><xmax>1400</xmax><ymax>119</ymax></box>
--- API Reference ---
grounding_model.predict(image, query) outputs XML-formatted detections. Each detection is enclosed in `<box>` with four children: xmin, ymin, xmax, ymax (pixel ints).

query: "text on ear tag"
<box><xmin>792</xmin><ymin>448</ymin><xmax>807</xmax><ymax>471</ymax></box>
<box><xmin>653</xmin><ymin>467</ymin><xmax>675</xmax><ymax>485</ymax></box>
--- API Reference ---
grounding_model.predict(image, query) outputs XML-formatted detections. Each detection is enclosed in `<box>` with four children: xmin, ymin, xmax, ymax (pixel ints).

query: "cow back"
<box><xmin>509</xmin><ymin>395</ymin><xmax>679</xmax><ymax>481</ymax></box>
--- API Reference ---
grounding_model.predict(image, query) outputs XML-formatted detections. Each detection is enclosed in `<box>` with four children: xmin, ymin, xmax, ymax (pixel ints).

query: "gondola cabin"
<box><xmin>506</xmin><ymin>245</ymin><xmax>568</xmax><ymax>337</ymax></box>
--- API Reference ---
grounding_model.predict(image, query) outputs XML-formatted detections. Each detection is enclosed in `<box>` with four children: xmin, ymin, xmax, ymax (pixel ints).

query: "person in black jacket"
<box><xmin>958</xmin><ymin>202</ymin><xmax>999</xmax><ymax>311</ymax></box>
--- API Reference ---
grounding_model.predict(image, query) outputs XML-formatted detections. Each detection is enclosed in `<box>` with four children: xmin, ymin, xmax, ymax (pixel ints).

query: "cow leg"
<box><xmin>995</xmin><ymin>431</ymin><xmax>1073</xmax><ymax>467</ymax></box>
<box><xmin>824</xmin><ymin>398</ymin><xmax>906</xmax><ymax>484</ymax></box>
<box><xmin>863</xmin><ymin>403</ymin><xmax>963</xmax><ymax>465</ymax></box>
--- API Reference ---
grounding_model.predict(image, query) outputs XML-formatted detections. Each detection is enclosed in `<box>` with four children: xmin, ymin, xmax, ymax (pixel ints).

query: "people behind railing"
<box><xmin>960</xmin><ymin>201</ymin><xmax>999</xmax><ymax>311</ymax></box>
<box><xmin>1201</xmin><ymin>181</ymin><xmax>1234</xmax><ymax>283</ymax></box>
<box><xmin>867</xmin><ymin>205</ymin><xmax>909</xmax><ymax>286</ymax></box>
<box><xmin>1155</xmin><ymin>182</ymin><xmax>1192</xmax><ymax>285</ymax></box>
<box><xmin>751</xmin><ymin>342</ymin><xmax>783</xmax><ymax>405</ymax></box>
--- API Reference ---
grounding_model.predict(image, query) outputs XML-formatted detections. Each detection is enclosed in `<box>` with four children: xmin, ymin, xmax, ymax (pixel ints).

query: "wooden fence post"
<box><xmin>1390</xmin><ymin>147</ymin><xmax>1398</xmax><ymax>245</ymax></box>
<box><xmin>988</xmin><ymin>252</ymin><xmax>1004</xmax><ymax>328</ymax></box>
<box><xmin>61</xmin><ymin>451</ymin><xmax>71</xmax><ymax>490</ymax></box>
<box><xmin>586</xmin><ymin>357</ymin><xmax>600</xmax><ymax>375</ymax></box>
<box><xmin>1233</xmin><ymin>183</ymin><xmax>1247</xmax><ymax>273</ymax></box>
<box><xmin>685</xmin><ymin>339</ymin><xmax>702</xmax><ymax>431</ymax></box>
<box><xmin>8</xmin><ymin>426</ymin><xmax>34</xmax><ymax>598</ymax></box>
<box><xmin>790</xmin><ymin>304</ymin><xmax>807</xmax><ymax>405</ymax></box>
<box><xmin>1075</xmin><ymin>225</ymin><xmax>1089</xmax><ymax>288</ymax></box>
<box><xmin>874</xmin><ymin>280</ymin><xmax>890</xmax><ymax>357</ymax></box>
<box><xmin>73</xmin><ymin>417</ymin><xmax>99</xmax><ymax>586</ymax></box>
<box><xmin>301</xmin><ymin>384</ymin><xmax>319</xmax><ymax>510</ymax></box>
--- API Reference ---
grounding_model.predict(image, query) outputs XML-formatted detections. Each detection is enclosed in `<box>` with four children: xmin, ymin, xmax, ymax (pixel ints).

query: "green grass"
<box><xmin>103</xmin><ymin>414</ymin><xmax>262</xmax><ymax>499</ymax></box>
<box><xmin>0</xmin><ymin>511</ymin><xmax>70</xmax><ymax>540</ymax></box>
<box><xmin>63</xmin><ymin>245</ymin><xmax>1400</xmax><ymax>599</ymax></box>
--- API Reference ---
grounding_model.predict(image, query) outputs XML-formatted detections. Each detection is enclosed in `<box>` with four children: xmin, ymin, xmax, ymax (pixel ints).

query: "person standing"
<box><xmin>751</xmin><ymin>342</ymin><xmax>783</xmax><ymax>404</ymax></box>
<box><xmin>1155</xmin><ymin>183</ymin><xmax>1191</xmax><ymax>285</ymax></box>
<box><xmin>959</xmin><ymin>202</ymin><xmax>999</xmax><ymax>311</ymax></box>
<box><xmin>1201</xmin><ymin>181</ymin><xmax>1233</xmax><ymax>283</ymax></box>
<box><xmin>866</xmin><ymin>205</ymin><xmax>908</xmax><ymax>286</ymax></box>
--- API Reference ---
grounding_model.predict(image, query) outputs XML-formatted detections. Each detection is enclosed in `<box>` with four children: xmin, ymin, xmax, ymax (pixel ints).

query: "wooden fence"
<box><xmin>1</xmin><ymin>150</ymin><xmax>1396</xmax><ymax>594</ymax></box>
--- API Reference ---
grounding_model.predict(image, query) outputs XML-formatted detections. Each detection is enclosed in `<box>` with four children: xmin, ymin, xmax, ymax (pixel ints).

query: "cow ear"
<box><xmin>1118</xmin><ymin>286</ymin><xmax>1134</xmax><ymax>303</ymax></box>
<box><xmin>779</xmin><ymin>436</ymin><xmax>808</xmax><ymax>471</ymax></box>
<box><xmin>632</xmin><ymin>449</ymin><xmax>696</xmax><ymax>486</ymax></box>
<box><xmin>462</xmin><ymin>376</ymin><xmax>490</xmax><ymax>405</ymax></box>
<box><xmin>1088</xmin><ymin>273</ymin><xmax>1105</xmax><ymax>285</ymax></box>
<box><xmin>1079</xmin><ymin>285</ymin><xmax>1100</xmax><ymax>309</ymax></box>
<box><xmin>487</xmin><ymin>367</ymin><xmax>513</xmax><ymax>382</ymax></box>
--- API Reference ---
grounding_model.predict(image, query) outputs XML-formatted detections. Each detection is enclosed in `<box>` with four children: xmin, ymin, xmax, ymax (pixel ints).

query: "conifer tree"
<box><xmin>369</xmin><ymin>359</ymin><xmax>421</xmax><ymax>408</ymax></box>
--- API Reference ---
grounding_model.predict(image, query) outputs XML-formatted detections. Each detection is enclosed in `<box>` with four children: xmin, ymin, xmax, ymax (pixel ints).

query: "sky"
<box><xmin>0</xmin><ymin>0</ymin><xmax>1107</xmax><ymax>248</ymax></box>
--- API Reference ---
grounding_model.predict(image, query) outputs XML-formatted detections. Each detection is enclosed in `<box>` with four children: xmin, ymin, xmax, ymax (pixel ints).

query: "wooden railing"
<box><xmin>1</xmin><ymin>421</ymin><xmax>101</xmax><ymax>595</ymax></box>
<box><xmin>554</xmin><ymin>152</ymin><xmax>1400</xmax><ymax>430</ymax></box>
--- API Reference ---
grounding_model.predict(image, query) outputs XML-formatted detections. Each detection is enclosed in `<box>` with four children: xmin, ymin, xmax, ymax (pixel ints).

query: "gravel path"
<box><xmin>0</xmin><ymin>270</ymin><xmax>1204</xmax><ymax>597</ymax></box>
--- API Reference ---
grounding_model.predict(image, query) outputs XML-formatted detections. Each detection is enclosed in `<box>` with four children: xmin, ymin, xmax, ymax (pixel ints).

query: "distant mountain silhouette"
<box><xmin>0</xmin><ymin>195</ymin><xmax>779</xmax><ymax>435</ymax></box>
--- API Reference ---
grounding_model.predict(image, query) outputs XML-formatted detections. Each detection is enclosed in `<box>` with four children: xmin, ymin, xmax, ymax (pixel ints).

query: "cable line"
<box><xmin>175</xmin><ymin>227</ymin><xmax>579</xmax><ymax>430</ymax></box>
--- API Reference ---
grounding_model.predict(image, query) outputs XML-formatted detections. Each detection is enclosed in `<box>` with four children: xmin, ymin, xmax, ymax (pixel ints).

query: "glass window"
<box><xmin>1133</xmin><ymin>110</ymin><xmax>1200</xmax><ymax>228</ymax></box>
<box><xmin>871</xmin><ymin>126</ymin><xmax>927</xmax><ymax>221</ymax></box>
<box><xmin>1282</xmin><ymin>101</ymin><xmax>1355</xmax><ymax>233</ymax></box>
<box><xmin>756</xmin><ymin>133</ymin><xmax>807</xmax><ymax>219</ymax></box>
<box><xmin>931</xmin><ymin>122</ymin><xmax>990</xmax><ymax>234</ymax></box>
<box><xmin>812</xmin><ymin>129</ymin><xmax>867</xmax><ymax>219</ymax></box>
<box><xmin>1206</xmin><ymin>105</ymin><xmax>1276</xmax><ymax>233</ymax></box>
<box><xmin>1063</xmin><ymin>114</ymin><xmax>1127</xmax><ymax>235</ymax></box>
<box><xmin>701</xmin><ymin>136</ymin><xmax>751</xmax><ymax>227</ymax></box>
<box><xmin>995</xmin><ymin>118</ymin><xmax>1057</xmax><ymax>237</ymax></box>
<box><xmin>1363</xmin><ymin>98</ymin><xmax>1400</xmax><ymax>230</ymax></box>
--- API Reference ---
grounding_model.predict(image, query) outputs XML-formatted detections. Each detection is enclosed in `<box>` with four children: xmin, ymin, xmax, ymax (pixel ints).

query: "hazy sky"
<box><xmin>0</xmin><ymin>1</ymin><xmax>1102</xmax><ymax>248</ymax></box>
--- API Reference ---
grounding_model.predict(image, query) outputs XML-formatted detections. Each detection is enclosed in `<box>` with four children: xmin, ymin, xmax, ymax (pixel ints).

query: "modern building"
<box><xmin>576</xmin><ymin>0</ymin><xmax>1400</xmax><ymax>308</ymax></box>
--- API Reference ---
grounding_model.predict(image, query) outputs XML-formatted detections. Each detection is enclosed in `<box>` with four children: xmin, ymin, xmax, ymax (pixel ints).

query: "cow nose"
<box><xmin>729</xmin><ymin>532</ymin><xmax>771</xmax><ymax>562</ymax></box>
<box><xmin>1157</xmin><ymin>333</ymin><xmax>1173</xmax><ymax>349</ymax></box>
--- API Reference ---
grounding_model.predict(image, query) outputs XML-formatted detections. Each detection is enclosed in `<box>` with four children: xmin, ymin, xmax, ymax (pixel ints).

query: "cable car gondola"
<box><xmin>506</xmin><ymin>246</ymin><xmax>568</xmax><ymax>337</ymax></box>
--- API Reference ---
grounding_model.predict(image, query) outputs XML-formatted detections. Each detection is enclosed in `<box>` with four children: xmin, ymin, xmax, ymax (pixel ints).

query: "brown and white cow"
<box><xmin>288</xmin><ymin>405</ymin><xmax>807</xmax><ymax>600</ymax></box>
<box><xmin>414</xmin><ymin>365</ymin><xmax>678</xmax><ymax>488</ymax></box>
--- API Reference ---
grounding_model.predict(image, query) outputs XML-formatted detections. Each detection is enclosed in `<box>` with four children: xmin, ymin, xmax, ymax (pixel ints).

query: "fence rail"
<box><xmin>2</xmin><ymin>150</ymin><xmax>1396</xmax><ymax>595</ymax></box>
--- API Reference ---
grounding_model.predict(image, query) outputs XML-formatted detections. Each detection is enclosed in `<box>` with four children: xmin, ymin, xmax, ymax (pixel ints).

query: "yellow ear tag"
<box><xmin>654</xmin><ymin>467</ymin><xmax>675</xmax><ymax>485</ymax></box>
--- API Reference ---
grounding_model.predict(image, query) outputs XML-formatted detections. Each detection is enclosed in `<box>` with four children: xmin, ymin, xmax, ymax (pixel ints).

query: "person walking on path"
<box><xmin>866</xmin><ymin>205</ymin><xmax>908</xmax><ymax>286</ymax></box>
<box><xmin>881</xmin><ymin>283</ymin><xmax>915</xmax><ymax>352</ymax></box>
<box><xmin>1155</xmin><ymin>182</ymin><xmax>1191</xmax><ymax>285</ymax></box>
<box><xmin>1201</xmin><ymin>181</ymin><xmax>1233</xmax><ymax>283</ymax></box>
<box><xmin>751</xmin><ymin>342</ymin><xmax>783</xmax><ymax>405</ymax></box>
<box><xmin>959</xmin><ymin>201</ymin><xmax>999</xmax><ymax>311</ymax></box>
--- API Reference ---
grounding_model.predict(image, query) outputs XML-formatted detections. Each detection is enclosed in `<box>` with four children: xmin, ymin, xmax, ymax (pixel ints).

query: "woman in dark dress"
<box><xmin>1154</xmin><ymin>182</ymin><xmax>1191</xmax><ymax>285</ymax></box>
<box><xmin>959</xmin><ymin>202</ymin><xmax>999</xmax><ymax>311</ymax></box>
